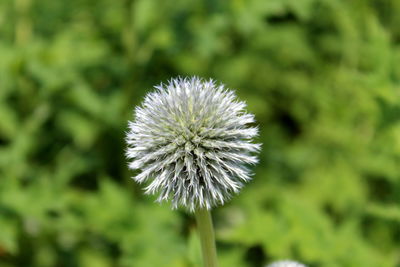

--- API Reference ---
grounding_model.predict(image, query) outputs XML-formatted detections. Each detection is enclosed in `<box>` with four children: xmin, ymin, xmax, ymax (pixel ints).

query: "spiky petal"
<box><xmin>126</xmin><ymin>77</ymin><xmax>260</xmax><ymax>211</ymax></box>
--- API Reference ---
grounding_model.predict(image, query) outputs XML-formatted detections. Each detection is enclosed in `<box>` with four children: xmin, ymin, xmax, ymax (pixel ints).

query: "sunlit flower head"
<box><xmin>126</xmin><ymin>77</ymin><xmax>260</xmax><ymax>211</ymax></box>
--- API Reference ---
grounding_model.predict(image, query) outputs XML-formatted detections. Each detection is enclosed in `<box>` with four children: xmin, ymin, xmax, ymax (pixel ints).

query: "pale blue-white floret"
<box><xmin>267</xmin><ymin>260</ymin><xmax>307</xmax><ymax>267</ymax></box>
<box><xmin>126</xmin><ymin>77</ymin><xmax>260</xmax><ymax>211</ymax></box>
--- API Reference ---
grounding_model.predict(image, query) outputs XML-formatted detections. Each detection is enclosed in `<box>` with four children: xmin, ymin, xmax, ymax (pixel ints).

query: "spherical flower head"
<box><xmin>266</xmin><ymin>260</ymin><xmax>307</xmax><ymax>267</ymax></box>
<box><xmin>126</xmin><ymin>77</ymin><xmax>260</xmax><ymax>211</ymax></box>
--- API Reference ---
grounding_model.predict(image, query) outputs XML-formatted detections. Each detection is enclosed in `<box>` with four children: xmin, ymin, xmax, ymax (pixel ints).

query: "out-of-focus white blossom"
<box><xmin>267</xmin><ymin>260</ymin><xmax>307</xmax><ymax>267</ymax></box>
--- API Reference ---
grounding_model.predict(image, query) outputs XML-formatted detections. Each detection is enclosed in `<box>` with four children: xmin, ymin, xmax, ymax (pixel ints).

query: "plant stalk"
<box><xmin>195</xmin><ymin>208</ymin><xmax>218</xmax><ymax>267</ymax></box>
<box><xmin>15</xmin><ymin>0</ymin><xmax>32</xmax><ymax>45</ymax></box>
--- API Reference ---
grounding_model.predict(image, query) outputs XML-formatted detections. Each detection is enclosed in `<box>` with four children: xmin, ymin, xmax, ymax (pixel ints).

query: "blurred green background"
<box><xmin>0</xmin><ymin>0</ymin><xmax>399</xmax><ymax>266</ymax></box>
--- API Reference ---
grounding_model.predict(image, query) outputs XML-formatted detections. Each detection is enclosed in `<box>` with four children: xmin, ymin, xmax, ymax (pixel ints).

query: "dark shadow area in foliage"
<box><xmin>245</xmin><ymin>244</ymin><xmax>265</xmax><ymax>267</ymax></box>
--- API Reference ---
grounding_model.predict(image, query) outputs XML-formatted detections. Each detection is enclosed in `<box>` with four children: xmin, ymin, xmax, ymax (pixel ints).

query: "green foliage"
<box><xmin>0</xmin><ymin>0</ymin><xmax>399</xmax><ymax>266</ymax></box>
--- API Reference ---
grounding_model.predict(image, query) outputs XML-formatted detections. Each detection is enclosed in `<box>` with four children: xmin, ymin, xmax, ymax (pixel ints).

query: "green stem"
<box><xmin>15</xmin><ymin>0</ymin><xmax>32</xmax><ymax>45</ymax></box>
<box><xmin>195</xmin><ymin>208</ymin><xmax>218</xmax><ymax>267</ymax></box>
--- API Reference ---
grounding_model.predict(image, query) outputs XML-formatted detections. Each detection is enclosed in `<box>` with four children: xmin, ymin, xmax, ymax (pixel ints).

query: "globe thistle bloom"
<box><xmin>126</xmin><ymin>77</ymin><xmax>260</xmax><ymax>211</ymax></box>
<box><xmin>266</xmin><ymin>260</ymin><xmax>307</xmax><ymax>267</ymax></box>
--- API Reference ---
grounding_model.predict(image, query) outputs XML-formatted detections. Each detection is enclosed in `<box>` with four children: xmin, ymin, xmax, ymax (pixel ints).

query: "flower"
<box><xmin>126</xmin><ymin>77</ymin><xmax>260</xmax><ymax>211</ymax></box>
<box><xmin>266</xmin><ymin>260</ymin><xmax>307</xmax><ymax>267</ymax></box>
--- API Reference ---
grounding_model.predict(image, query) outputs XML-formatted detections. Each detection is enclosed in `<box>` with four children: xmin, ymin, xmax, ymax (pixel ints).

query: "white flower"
<box><xmin>267</xmin><ymin>260</ymin><xmax>307</xmax><ymax>267</ymax></box>
<box><xmin>126</xmin><ymin>77</ymin><xmax>260</xmax><ymax>211</ymax></box>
